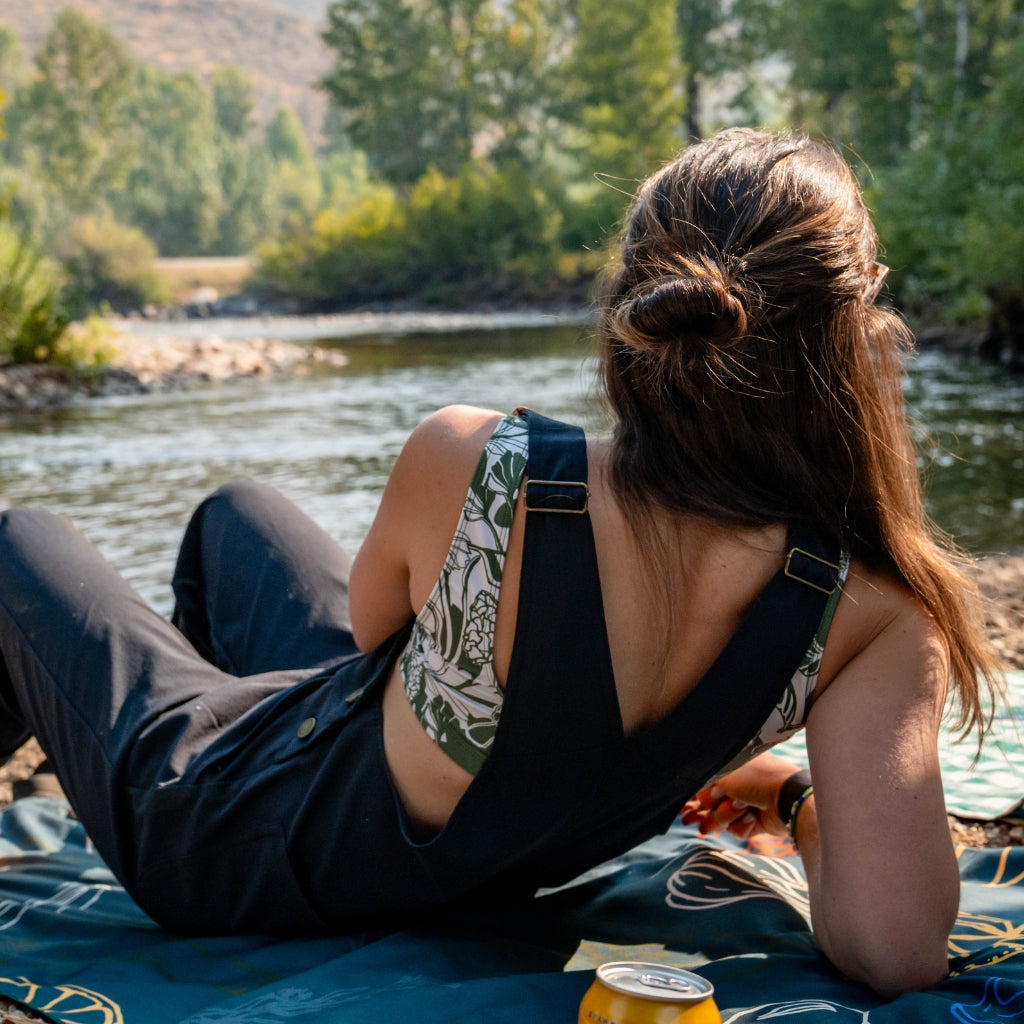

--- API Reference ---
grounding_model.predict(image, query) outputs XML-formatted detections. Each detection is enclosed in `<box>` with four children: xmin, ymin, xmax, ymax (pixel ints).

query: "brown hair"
<box><xmin>598</xmin><ymin>127</ymin><xmax>1001</xmax><ymax>736</ymax></box>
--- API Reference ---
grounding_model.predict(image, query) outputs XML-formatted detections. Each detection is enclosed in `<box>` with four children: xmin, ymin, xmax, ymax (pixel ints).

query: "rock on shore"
<box><xmin>0</xmin><ymin>334</ymin><xmax>347</xmax><ymax>413</ymax></box>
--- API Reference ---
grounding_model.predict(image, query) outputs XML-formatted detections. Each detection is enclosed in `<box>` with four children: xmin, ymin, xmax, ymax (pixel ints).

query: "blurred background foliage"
<box><xmin>0</xmin><ymin>0</ymin><xmax>1021</xmax><ymax>363</ymax></box>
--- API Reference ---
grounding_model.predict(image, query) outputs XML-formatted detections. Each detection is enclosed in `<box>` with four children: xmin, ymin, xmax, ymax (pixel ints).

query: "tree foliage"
<box><xmin>871</xmin><ymin>12</ymin><xmax>1024</xmax><ymax>316</ymax></box>
<box><xmin>1</xmin><ymin>9</ymin><xmax>327</xmax><ymax>273</ymax></box>
<box><xmin>564</xmin><ymin>0</ymin><xmax>682</xmax><ymax>183</ymax></box>
<box><xmin>8</xmin><ymin>8</ymin><xmax>133</xmax><ymax>211</ymax></box>
<box><xmin>321</xmin><ymin>0</ymin><xmax>569</xmax><ymax>183</ymax></box>
<box><xmin>211</xmin><ymin>64</ymin><xmax>255</xmax><ymax>140</ymax></box>
<box><xmin>321</xmin><ymin>0</ymin><xmax>465</xmax><ymax>182</ymax></box>
<box><xmin>0</xmin><ymin>219</ymin><xmax>69</xmax><ymax>364</ymax></box>
<box><xmin>0</xmin><ymin>0</ymin><xmax>1020</xmax><ymax>329</ymax></box>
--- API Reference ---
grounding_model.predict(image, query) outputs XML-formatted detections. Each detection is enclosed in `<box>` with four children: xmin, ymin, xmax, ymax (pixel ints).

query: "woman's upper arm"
<box><xmin>803</xmin><ymin>586</ymin><xmax>959</xmax><ymax>996</ymax></box>
<box><xmin>349</xmin><ymin>404</ymin><xmax>505</xmax><ymax>652</ymax></box>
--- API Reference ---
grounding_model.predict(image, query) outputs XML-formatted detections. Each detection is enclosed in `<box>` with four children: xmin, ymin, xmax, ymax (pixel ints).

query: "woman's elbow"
<box><xmin>840</xmin><ymin>945</ymin><xmax>951</xmax><ymax>1001</ymax></box>
<box><xmin>822</xmin><ymin>917</ymin><xmax>954</xmax><ymax>1000</ymax></box>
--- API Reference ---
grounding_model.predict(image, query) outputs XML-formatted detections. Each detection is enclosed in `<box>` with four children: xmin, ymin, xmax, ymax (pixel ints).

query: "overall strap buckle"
<box><xmin>784</xmin><ymin>547</ymin><xmax>840</xmax><ymax>595</ymax></box>
<box><xmin>524</xmin><ymin>479</ymin><xmax>590</xmax><ymax>514</ymax></box>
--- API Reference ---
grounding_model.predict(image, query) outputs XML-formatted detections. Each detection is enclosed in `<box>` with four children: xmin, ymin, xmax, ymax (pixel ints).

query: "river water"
<box><xmin>1</xmin><ymin>322</ymin><xmax>1021</xmax><ymax>617</ymax></box>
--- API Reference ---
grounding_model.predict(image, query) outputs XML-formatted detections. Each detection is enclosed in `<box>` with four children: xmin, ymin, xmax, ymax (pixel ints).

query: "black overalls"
<box><xmin>0</xmin><ymin>411</ymin><xmax>840</xmax><ymax>934</ymax></box>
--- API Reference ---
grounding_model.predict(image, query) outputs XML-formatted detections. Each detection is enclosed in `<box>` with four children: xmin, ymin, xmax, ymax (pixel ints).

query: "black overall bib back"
<box><xmin>0</xmin><ymin>411</ymin><xmax>840</xmax><ymax>935</ymax></box>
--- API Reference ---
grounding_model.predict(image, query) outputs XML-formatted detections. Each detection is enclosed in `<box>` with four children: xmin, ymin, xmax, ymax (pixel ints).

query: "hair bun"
<box><xmin>612</xmin><ymin>260</ymin><xmax>748</xmax><ymax>367</ymax></box>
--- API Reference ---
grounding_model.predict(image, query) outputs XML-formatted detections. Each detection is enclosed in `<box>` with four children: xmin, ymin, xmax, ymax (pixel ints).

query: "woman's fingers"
<box><xmin>681</xmin><ymin>794</ymin><xmax>760</xmax><ymax>835</ymax></box>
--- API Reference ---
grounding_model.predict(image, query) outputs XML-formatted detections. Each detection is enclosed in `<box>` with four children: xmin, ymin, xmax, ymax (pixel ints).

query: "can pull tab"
<box><xmin>638</xmin><ymin>973</ymin><xmax>698</xmax><ymax>995</ymax></box>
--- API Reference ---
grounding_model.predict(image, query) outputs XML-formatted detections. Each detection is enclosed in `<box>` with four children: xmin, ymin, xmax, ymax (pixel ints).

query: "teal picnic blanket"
<box><xmin>1</xmin><ymin>672</ymin><xmax>1022</xmax><ymax>1024</ymax></box>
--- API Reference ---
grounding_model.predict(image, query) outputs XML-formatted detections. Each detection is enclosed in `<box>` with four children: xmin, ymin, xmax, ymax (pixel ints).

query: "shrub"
<box><xmin>406</xmin><ymin>163</ymin><xmax>564</xmax><ymax>285</ymax></box>
<box><xmin>47</xmin><ymin>314</ymin><xmax>119</xmax><ymax>369</ymax></box>
<box><xmin>59</xmin><ymin>210</ymin><xmax>168</xmax><ymax>314</ymax></box>
<box><xmin>0</xmin><ymin>219</ymin><xmax>69</xmax><ymax>364</ymax></box>
<box><xmin>254</xmin><ymin>184</ymin><xmax>408</xmax><ymax>304</ymax></box>
<box><xmin>253</xmin><ymin>159</ymin><xmax>605</xmax><ymax>308</ymax></box>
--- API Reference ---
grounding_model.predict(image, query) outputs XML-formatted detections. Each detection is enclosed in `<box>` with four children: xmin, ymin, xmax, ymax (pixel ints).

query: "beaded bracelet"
<box><xmin>786</xmin><ymin>785</ymin><xmax>815</xmax><ymax>847</ymax></box>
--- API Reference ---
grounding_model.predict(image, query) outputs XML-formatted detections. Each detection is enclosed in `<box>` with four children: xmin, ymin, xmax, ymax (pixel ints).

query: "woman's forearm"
<box><xmin>795</xmin><ymin>795</ymin><xmax>958</xmax><ymax>999</ymax></box>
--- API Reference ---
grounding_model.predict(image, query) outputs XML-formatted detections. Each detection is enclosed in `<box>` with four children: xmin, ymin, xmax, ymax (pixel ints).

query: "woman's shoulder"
<box><xmin>390</xmin><ymin>405</ymin><xmax>513</xmax><ymax>488</ymax></box>
<box><xmin>404</xmin><ymin>403</ymin><xmax>510</xmax><ymax>452</ymax></box>
<box><xmin>818</xmin><ymin>555</ymin><xmax>949</xmax><ymax>699</ymax></box>
<box><xmin>842</xmin><ymin>556</ymin><xmax>937</xmax><ymax>629</ymax></box>
<box><xmin>350</xmin><ymin>405</ymin><xmax>518</xmax><ymax>649</ymax></box>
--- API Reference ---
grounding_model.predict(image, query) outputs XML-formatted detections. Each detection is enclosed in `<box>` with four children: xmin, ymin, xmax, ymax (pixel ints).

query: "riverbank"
<box><xmin>966</xmin><ymin>554</ymin><xmax>1024</xmax><ymax>673</ymax></box>
<box><xmin>0</xmin><ymin>309</ymin><xmax>593</xmax><ymax>413</ymax></box>
<box><xmin>0</xmin><ymin>333</ymin><xmax>350</xmax><ymax>413</ymax></box>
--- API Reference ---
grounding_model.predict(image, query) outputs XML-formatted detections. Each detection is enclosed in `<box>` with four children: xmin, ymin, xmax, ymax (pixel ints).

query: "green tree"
<box><xmin>872</xmin><ymin>14</ymin><xmax>1024</xmax><ymax>318</ymax></box>
<box><xmin>215</xmin><ymin>139</ymin><xmax>272</xmax><ymax>254</ymax></box>
<box><xmin>114</xmin><ymin>66</ymin><xmax>224</xmax><ymax>255</ymax></box>
<box><xmin>322</xmin><ymin>0</ymin><xmax>563</xmax><ymax>182</ymax></box>
<box><xmin>747</xmin><ymin>0</ymin><xmax>1022</xmax><ymax>168</ymax></box>
<box><xmin>760</xmin><ymin>0</ymin><xmax>903</xmax><ymax>163</ymax></box>
<box><xmin>958</xmin><ymin>29</ymin><xmax>1024</xmax><ymax>304</ymax></box>
<box><xmin>267</xmin><ymin>106</ymin><xmax>313</xmax><ymax>165</ymax></box>
<box><xmin>0</xmin><ymin>25</ymin><xmax>26</xmax><ymax>100</ymax></box>
<box><xmin>557</xmin><ymin>0</ymin><xmax>684</xmax><ymax>207</ymax></box>
<box><xmin>484</xmin><ymin>0</ymin><xmax>571</xmax><ymax>170</ymax></box>
<box><xmin>674</xmin><ymin>0</ymin><xmax>789</xmax><ymax>140</ymax></box>
<box><xmin>676</xmin><ymin>0</ymin><xmax>727</xmax><ymax>141</ymax></box>
<box><xmin>564</xmin><ymin>0</ymin><xmax>682</xmax><ymax>183</ymax></box>
<box><xmin>213</xmin><ymin>69</ymin><xmax>273</xmax><ymax>254</ymax></box>
<box><xmin>211</xmin><ymin>64</ymin><xmax>256</xmax><ymax>139</ymax></box>
<box><xmin>264</xmin><ymin>107</ymin><xmax>322</xmax><ymax>231</ymax></box>
<box><xmin>2</xmin><ymin>15</ymin><xmax>304</xmax><ymax>263</ymax></box>
<box><xmin>8</xmin><ymin>9</ymin><xmax>134</xmax><ymax>210</ymax></box>
<box><xmin>319</xmin><ymin>148</ymin><xmax>378</xmax><ymax>210</ymax></box>
<box><xmin>322</xmin><ymin>0</ymin><xmax>453</xmax><ymax>182</ymax></box>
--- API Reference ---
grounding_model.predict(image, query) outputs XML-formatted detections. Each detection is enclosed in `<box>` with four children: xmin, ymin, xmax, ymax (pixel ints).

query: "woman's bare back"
<box><xmin>350</xmin><ymin>405</ymin><xmax>907</xmax><ymax>834</ymax></box>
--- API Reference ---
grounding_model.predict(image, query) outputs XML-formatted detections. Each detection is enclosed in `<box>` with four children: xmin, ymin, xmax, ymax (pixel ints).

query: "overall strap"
<box><xmin>492</xmin><ymin>408</ymin><xmax>621</xmax><ymax>756</ymax></box>
<box><xmin>623</xmin><ymin>522</ymin><xmax>841</xmax><ymax>794</ymax></box>
<box><xmin>500</xmin><ymin>408</ymin><xmax>841</xmax><ymax>785</ymax></box>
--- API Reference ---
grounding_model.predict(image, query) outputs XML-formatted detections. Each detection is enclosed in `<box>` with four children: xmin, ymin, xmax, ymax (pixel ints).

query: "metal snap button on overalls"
<box><xmin>297</xmin><ymin>716</ymin><xmax>316</xmax><ymax>739</ymax></box>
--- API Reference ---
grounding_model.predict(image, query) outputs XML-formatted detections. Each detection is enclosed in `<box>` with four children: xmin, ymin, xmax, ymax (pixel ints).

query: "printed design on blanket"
<box><xmin>179</xmin><ymin>988</ymin><xmax>372</xmax><ymax>1024</ymax></box>
<box><xmin>720</xmin><ymin>1002</ymin><xmax>872</xmax><ymax>1023</ymax></box>
<box><xmin>0</xmin><ymin>879</ymin><xmax>118</xmax><ymax>931</ymax></box>
<box><xmin>950</xmin><ymin>977</ymin><xmax>1024</xmax><ymax>1023</ymax></box>
<box><xmin>972</xmin><ymin>848</ymin><xmax>1024</xmax><ymax>889</ymax></box>
<box><xmin>664</xmin><ymin>846</ymin><xmax>811</xmax><ymax>919</ymax></box>
<box><xmin>669</xmin><ymin>843</ymin><xmax>1024</xmax><ymax>975</ymax></box>
<box><xmin>0</xmin><ymin>976</ymin><xmax>123</xmax><ymax>1024</ymax></box>
<box><xmin>949</xmin><ymin>912</ymin><xmax>1024</xmax><ymax>971</ymax></box>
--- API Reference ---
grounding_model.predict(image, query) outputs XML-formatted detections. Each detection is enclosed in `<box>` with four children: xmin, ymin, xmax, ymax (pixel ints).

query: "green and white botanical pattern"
<box><xmin>401</xmin><ymin>414</ymin><xmax>528</xmax><ymax>774</ymax></box>
<box><xmin>719</xmin><ymin>548</ymin><xmax>851</xmax><ymax>775</ymax></box>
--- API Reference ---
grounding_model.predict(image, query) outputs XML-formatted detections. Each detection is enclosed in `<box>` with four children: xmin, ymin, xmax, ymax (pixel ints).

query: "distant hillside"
<box><xmin>262</xmin><ymin>0</ymin><xmax>331</xmax><ymax>18</ymax></box>
<box><xmin>1</xmin><ymin>0</ymin><xmax>334</xmax><ymax>141</ymax></box>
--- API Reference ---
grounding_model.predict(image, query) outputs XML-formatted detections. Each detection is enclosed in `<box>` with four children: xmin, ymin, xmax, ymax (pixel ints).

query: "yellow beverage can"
<box><xmin>578</xmin><ymin>961</ymin><xmax>721</xmax><ymax>1024</ymax></box>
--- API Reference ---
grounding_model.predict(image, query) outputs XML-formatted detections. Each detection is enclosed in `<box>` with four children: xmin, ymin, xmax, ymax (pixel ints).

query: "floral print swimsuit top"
<box><xmin>399</xmin><ymin>413</ymin><xmax>851</xmax><ymax>777</ymax></box>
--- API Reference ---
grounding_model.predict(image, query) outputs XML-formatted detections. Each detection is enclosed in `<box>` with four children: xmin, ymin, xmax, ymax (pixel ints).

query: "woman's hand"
<box><xmin>681</xmin><ymin>751</ymin><xmax>802</xmax><ymax>842</ymax></box>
